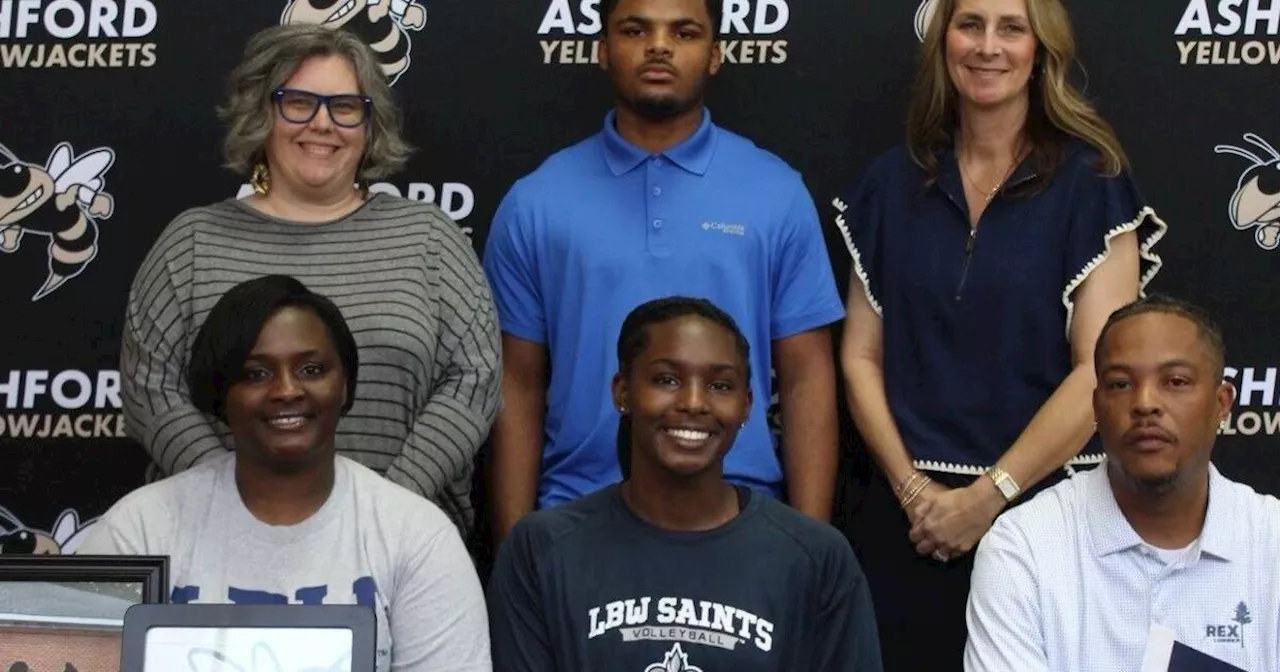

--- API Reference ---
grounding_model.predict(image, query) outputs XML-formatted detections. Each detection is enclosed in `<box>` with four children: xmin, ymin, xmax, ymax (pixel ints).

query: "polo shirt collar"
<box><xmin>600</xmin><ymin>108</ymin><xmax>716</xmax><ymax>177</ymax></box>
<box><xmin>1088</xmin><ymin>460</ymin><xmax>1238</xmax><ymax>562</ymax></box>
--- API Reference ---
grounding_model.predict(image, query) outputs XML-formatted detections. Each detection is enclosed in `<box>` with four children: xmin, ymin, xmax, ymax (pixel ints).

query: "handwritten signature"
<box><xmin>188</xmin><ymin>641</ymin><xmax>350</xmax><ymax>672</ymax></box>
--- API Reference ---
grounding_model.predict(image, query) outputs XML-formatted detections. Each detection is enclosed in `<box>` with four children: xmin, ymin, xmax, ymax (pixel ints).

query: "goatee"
<box><xmin>625</xmin><ymin>93</ymin><xmax>692</xmax><ymax>122</ymax></box>
<box><xmin>1110</xmin><ymin>460</ymin><xmax>1183</xmax><ymax>496</ymax></box>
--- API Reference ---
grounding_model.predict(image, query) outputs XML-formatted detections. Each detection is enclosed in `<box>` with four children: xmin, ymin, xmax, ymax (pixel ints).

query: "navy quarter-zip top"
<box><xmin>836</xmin><ymin>138</ymin><xmax>1167</xmax><ymax>474</ymax></box>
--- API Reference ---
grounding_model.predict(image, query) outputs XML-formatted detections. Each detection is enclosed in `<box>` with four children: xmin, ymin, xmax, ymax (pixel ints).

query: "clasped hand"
<box><xmin>905</xmin><ymin>480</ymin><xmax>1005</xmax><ymax>561</ymax></box>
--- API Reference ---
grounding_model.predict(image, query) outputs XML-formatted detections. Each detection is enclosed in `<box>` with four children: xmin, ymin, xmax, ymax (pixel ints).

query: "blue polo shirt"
<box><xmin>836</xmin><ymin>139</ymin><xmax>1168</xmax><ymax>475</ymax></box>
<box><xmin>483</xmin><ymin>109</ymin><xmax>845</xmax><ymax>509</ymax></box>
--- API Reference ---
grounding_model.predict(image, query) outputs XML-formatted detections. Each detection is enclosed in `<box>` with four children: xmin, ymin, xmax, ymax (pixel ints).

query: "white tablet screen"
<box><xmin>143</xmin><ymin>626</ymin><xmax>354</xmax><ymax>671</ymax></box>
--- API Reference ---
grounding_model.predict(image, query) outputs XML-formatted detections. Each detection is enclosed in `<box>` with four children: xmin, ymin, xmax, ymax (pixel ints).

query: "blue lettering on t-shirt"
<box><xmin>170</xmin><ymin>578</ymin><xmax>377</xmax><ymax>606</ymax></box>
<box><xmin>353</xmin><ymin>576</ymin><xmax>376</xmax><ymax>609</ymax></box>
<box><xmin>295</xmin><ymin>585</ymin><xmax>328</xmax><ymax>605</ymax></box>
<box><xmin>228</xmin><ymin>587</ymin><xmax>289</xmax><ymax>605</ymax></box>
<box><xmin>171</xmin><ymin>585</ymin><xmax>199</xmax><ymax>604</ymax></box>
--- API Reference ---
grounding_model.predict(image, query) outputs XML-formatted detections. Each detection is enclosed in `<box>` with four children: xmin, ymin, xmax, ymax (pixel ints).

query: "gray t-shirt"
<box><xmin>78</xmin><ymin>453</ymin><xmax>491</xmax><ymax>672</ymax></box>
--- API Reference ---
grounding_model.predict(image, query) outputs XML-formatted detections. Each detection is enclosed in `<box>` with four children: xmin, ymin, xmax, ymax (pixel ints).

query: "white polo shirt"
<box><xmin>964</xmin><ymin>461</ymin><xmax>1280</xmax><ymax>672</ymax></box>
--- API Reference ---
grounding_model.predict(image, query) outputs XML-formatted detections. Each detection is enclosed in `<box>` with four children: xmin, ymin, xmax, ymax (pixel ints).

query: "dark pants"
<box><xmin>841</xmin><ymin>457</ymin><xmax>1075</xmax><ymax>672</ymax></box>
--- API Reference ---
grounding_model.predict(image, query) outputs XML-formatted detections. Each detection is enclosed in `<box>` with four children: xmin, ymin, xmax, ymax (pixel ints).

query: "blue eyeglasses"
<box><xmin>272</xmin><ymin>88</ymin><xmax>372</xmax><ymax>128</ymax></box>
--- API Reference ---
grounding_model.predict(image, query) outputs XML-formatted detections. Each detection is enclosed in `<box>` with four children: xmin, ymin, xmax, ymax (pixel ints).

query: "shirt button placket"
<box><xmin>1147</xmin><ymin>555</ymin><xmax>1167</xmax><ymax>627</ymax></box>
<box><xmin>647</xmin><ymin>156</ymin><xmax>666</xmax><ymax>252</ymax></box>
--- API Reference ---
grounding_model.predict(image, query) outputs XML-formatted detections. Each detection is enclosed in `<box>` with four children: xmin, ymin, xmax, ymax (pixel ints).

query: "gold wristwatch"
<box><xmin>985</xmin><ymin>466</ymin><xmax>1021</xmax><ymax>502</ymax></box>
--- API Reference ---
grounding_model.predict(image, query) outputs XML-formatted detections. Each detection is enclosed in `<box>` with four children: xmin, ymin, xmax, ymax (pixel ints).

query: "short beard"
<box><xmin>617</xmin><ymin>72</ymin><xmax>709</xmax><ymax>123</ymax></box>
<box><xmin>1109</xmin><ymin>460</ymin><xmax>1184</xmax><ymax>497</ymax></box>
<box><xmin>622</xmin><ymin>92</ymin><xmax>695</xmax><ymax>122</ymax></box>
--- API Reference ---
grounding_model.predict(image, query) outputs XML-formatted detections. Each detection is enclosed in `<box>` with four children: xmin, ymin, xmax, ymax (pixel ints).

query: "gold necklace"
<box><xmin>960</xmin><ymin>157</ymin><xmax>1018</xmax><ymax>203</ymax></box>
<box><xmin>959</xmin><ymin>144</ymin><xmax>1025</xmax><ymax>203</ymax></box>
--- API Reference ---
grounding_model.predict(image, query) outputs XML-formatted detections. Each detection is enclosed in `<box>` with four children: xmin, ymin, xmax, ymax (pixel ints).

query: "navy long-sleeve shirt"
<box><xmin>486</xmin><ymin>484</ymin><xmax>883</xmax><ymax>671</ymax></box>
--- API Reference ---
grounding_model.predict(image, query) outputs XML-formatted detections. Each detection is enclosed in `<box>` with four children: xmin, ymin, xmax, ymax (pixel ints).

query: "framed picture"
<box><xmin>120</xmin><ymin>604</ymin><xmax>377</xmax><ymax>672</ymax></box>
<box><xmin>0</xmin><ymin>555</ymin><xmax>169</xmax><ymax>672</ymax></box>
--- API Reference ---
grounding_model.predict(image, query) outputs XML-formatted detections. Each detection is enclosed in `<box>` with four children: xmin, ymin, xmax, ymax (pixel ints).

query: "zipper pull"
<box><xmin>965</xmin><ymin>228</ymin><xmax>976</xmax><ymax>255</ymax></box>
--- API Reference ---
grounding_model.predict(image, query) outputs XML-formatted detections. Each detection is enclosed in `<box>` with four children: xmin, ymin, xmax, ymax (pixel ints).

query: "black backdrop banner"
<box><xmin>1</xmin><ymin>0</ymin><xmax>1278</xmax><ymax>553</ymax></box>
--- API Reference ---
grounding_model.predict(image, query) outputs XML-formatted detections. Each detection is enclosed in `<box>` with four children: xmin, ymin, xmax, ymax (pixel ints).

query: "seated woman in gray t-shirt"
<box><xmin>78</xmin><ymin>274</ymin><xmax>491</xmax><ymax>672</ymax></box>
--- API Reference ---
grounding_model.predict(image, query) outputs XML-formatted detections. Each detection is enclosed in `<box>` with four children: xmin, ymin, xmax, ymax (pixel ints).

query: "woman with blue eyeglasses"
<box><xmin>121</xmin><ymin>24</ymin><xmax>500</xmax><ymax>549</ymax></box>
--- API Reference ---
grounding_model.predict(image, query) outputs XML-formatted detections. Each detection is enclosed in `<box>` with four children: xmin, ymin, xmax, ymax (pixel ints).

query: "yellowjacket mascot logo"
<box><xmin>281</xmin><ymin>0</ymin><xmax>429</xmax><ymax>86</ymax></box>
<box><xmin>0</xmin><ymin>142</ymin><xmax>115</xmax><ymax>301</ymax></box>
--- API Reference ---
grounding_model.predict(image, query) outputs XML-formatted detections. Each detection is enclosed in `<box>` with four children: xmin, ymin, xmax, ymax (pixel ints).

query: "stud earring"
<box><xmin>250</xmin><ymin>162</ymin><xmax>271</xmax><ymax>196</ymax></box>
<box><xmin>618</xmin><ymin>406</ymin><xmax>627</xmax><ymax>414</ymax></box>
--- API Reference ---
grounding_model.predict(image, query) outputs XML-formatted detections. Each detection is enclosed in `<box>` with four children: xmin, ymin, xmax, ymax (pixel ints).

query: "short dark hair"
<box><xmin>615</xmin><ymin>296</ymin><xmax>750</xmax><ymax>478</ymax></box>
<box><xmin>600</xmin><ymin>0</ymin><xmax>723</xmax><ymax>38</ymax></box>
<box><xmin>188</xmin><ymin>275</ymin><xmax>359</xmax><ymax>423</ymax></box>
<box><xmin>1094</xmin><ymin>294</ymin><xmax>1226</xmax><ymax>377</ymax></box>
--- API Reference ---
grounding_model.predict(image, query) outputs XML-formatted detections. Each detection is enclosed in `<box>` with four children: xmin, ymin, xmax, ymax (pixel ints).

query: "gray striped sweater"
<box><xmin>120</xmin><ymin>194</ymin><xmax>501</xmax><ymax>536</ymax></box>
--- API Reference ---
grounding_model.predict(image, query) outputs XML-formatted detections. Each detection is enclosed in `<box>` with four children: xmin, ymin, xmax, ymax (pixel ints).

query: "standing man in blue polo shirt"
<box><xmin>483</xmin><ymin>0</ymin><xmax>844</xmax><ymax>546</ymax></box>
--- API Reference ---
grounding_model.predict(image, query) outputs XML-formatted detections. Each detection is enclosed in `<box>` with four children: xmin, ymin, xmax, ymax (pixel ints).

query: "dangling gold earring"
<box><xmin>250</xmin><ymin>162</ymin><xmax>271</xmax><ymax>196</ymax></box>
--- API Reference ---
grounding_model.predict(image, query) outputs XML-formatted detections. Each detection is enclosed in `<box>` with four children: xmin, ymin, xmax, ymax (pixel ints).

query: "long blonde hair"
<box><xmin>906</xmin><ymin>0</ymin><xmax>1128</xmax><ymax>191</ymax></box>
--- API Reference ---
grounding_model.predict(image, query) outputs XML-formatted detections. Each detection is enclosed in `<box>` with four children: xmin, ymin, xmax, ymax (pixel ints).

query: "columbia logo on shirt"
<box><xmin>702</xmin><ymin>221</ymin><xmax>746</xmax><ymax>236</ymax></box>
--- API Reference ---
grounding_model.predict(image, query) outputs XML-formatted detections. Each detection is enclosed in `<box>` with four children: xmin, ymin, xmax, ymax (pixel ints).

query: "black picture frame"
<box><xmin>120</xmin><ymin>603</ymin><xmax>377</xmax><ymax>672</ymax></box>
<box><xmin>0</xmin><ymin>555</ymin><xmax>168</xmax><ymax>605</ymax></box>
<box><xmin>0</xmin><ymin>555</ymin><xmax>169</xmax><ymax>672</ymax></box>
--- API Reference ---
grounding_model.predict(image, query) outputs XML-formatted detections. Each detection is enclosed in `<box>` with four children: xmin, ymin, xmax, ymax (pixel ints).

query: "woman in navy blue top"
<box><xmin>837</xmin><ymin>0</ymin><xmax>1166</xmax><ymax>669</ymax></box>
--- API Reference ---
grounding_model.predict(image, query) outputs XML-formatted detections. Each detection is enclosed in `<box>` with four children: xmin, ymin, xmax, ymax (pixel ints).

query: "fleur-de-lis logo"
<box><xmin>644</xmin><ymin>643</ymin><xmax>704</xmax><ymax>672</ymax></box>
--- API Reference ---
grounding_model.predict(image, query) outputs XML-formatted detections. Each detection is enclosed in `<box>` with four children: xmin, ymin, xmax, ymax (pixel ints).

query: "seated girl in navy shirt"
<box><xmin>487</xmin><ymin>296</ymin><xmax>882</xmax><ymax>671</ymax></box>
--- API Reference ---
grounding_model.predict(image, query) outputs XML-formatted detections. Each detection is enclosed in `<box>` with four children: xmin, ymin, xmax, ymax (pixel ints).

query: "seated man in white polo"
<box><xmin>964</xmin><ymin>294</ymin><xmax>1280</xmax><ymax>672</ymax></box>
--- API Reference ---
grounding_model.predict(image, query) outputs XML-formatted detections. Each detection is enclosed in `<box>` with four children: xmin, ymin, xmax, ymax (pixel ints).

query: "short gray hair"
<box><xmin>217</xmin><ymin>24</ymin><xmax>413</xmax><ymax>181</ymax></box>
